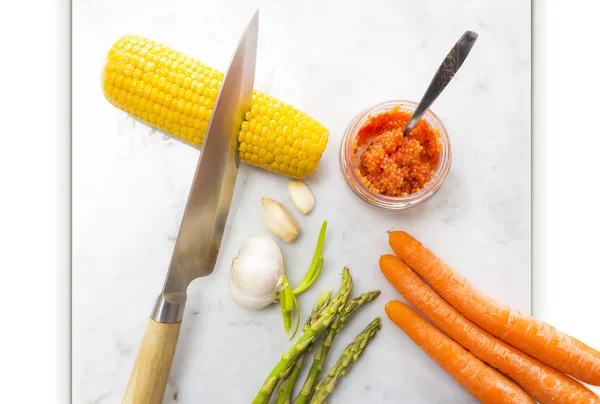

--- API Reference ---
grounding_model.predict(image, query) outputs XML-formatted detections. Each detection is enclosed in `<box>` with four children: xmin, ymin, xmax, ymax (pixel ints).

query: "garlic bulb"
<box><xmin>288</xmin><ymin>180</ymin><xmax>315</xmax><ymax>214</ymax></box>
<box><xmin>229</xmin><ymin>234</ymin><xmax>285</xmax><ymax>310</ymax></box>
<box><xmin>260</xmin><ymin>198</ymin><xmax>300</xmax><ymax>242</ymax></box>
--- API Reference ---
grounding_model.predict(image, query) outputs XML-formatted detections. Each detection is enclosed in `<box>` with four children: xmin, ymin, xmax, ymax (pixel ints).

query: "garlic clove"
<box><xmin>260</xmin><ymin>198</ymin><xmax>300</xmax><ymax>242</ymax></box>
<box><xmin>288</xmin><ymin>180</ymin><xmax>315</xmax><ymax>214</ymax></box>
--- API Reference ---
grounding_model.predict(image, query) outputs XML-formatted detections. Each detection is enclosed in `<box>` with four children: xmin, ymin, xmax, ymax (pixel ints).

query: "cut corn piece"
<box><xmin>101</xmin><ymin>35</ymin><xmax>328</xmax><ymax>178</ymax></box>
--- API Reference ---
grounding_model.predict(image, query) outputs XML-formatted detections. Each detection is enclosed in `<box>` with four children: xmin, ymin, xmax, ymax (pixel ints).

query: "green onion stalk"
<box><xmin>279</xmin><ymin>220</ymin><xmax>328</xmax><ymax>338</ymax></box>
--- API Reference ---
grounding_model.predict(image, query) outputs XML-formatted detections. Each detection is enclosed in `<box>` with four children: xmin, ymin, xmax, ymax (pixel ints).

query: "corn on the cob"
<box><xmin>102</xmin><ymin>35</ymin><xmax>328</xmax><ymax>178</ymax></box>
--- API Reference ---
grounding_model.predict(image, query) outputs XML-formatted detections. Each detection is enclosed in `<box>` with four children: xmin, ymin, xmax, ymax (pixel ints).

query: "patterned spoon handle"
<box><xmin>404</xmin><ymin>30</ymin><xmax>479</xmax><ymax>137</ymax></box>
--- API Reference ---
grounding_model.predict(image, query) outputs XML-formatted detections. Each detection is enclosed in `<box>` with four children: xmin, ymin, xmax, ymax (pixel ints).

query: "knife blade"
<box><xmin>152</xmin><ymin>11</ymin><xmax>259</xmax><ymax>324</ymax></box>
<box><xmin>122</xmin><ymin>11</ymin><xmax>259</xmax><ymax>404</ymax></box>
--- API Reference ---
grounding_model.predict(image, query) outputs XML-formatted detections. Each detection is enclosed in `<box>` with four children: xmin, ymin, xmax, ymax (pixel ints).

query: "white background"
<box><xmin>0</xmin><ymin>0</ymin><xmax>598</xmax><ymax>402</ymax></box>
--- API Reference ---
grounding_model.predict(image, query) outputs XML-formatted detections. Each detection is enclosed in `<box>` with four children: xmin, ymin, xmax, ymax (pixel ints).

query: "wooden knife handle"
<box><xmin>122</xmin><ymin>318</ymin><xmax>182</xmax><ymax>404</ymax></box>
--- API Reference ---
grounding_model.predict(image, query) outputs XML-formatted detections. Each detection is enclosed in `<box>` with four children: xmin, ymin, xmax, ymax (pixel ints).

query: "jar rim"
<box><xmin>339</xmin><ymin>100</ymin><xmax>452</xmax><ymax>211</ymax></box>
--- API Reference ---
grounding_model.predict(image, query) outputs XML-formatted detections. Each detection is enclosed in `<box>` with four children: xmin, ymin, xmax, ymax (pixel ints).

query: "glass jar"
<box><xmin>339</xmin><ymin>100</ymin><xmax>451</xmax><ymax>210</ymax></box>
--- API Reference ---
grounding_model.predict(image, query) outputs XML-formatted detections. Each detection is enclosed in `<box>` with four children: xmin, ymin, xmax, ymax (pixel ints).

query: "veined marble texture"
<box><xmin>73</xmin><ymin>0</ymin><xmax>530</xmax><ymax>402</ymax></box>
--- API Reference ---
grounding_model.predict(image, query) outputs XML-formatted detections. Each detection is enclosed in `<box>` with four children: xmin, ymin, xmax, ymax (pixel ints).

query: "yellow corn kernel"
<box><xmin>102</xmin><ymin>35</ymin><xmax>328</xmax><ymax>178</ymax></box>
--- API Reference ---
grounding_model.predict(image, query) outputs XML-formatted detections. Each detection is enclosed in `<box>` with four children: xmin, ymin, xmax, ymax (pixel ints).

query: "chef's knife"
<box><xmin>122</xmin><ymin>11</ymin><xmax>259</xmax><ymax>404</ymax></box>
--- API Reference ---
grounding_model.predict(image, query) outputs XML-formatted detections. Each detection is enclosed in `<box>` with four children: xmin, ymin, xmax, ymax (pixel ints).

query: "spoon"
<box><xmin>403</xmin><ymin>30</ymin><xmax>479</xmax><ymax>137</ymax></box>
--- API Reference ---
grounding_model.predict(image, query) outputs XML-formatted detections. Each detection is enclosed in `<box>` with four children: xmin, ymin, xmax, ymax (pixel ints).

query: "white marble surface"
<box><xmin>73</xmin><ymin>1</ymin><xmax>531</xmax><ymax>403</ymax></box>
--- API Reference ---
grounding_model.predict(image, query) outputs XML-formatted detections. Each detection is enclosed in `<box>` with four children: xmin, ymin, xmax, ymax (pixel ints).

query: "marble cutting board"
<box><xmin>72</xmin><ymin>0</ymin><xmax>531</xmax><ymax>402</ymax></box>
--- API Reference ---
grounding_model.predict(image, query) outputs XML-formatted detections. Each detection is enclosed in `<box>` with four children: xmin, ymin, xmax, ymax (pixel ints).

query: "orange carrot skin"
<box><xmin>385</xmin><ymin>301</ymin><xmax>535</xmax><ymax>404</ymax></box>
<box><xmin>389</xmin><ymin>230</ymin><xmax>600</xmax><ymax>386</ymax></box>
<box><xmin>380</xmin><ymin>254</ymin><xmax>600</xmax><ymax>403</ymax></box>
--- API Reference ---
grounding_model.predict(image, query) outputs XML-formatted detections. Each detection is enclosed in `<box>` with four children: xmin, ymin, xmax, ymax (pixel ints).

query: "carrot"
<box><xmin>380</xmin><ymin>254</ymin><xmax>600</xmax><ymax>403</ymax></box>
<box><xmin>389</xmin><ymin>230</ymin><xmax>600</xmax><ymax>386</ymax></box>
<box><xmin>385</xmin><ymin>301</ymin><xmax>535</xmax><ymax>404</ymax></box>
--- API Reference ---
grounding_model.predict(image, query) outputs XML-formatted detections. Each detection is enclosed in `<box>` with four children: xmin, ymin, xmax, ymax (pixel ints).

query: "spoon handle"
<box><xmin>404</xmin><ymin>30</ymin><xmax>479</xmax><ymax>136</ymax></box>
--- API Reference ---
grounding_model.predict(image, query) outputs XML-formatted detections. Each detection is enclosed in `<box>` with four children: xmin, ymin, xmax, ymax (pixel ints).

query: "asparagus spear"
<box><xmin>309</xmin><ymin>318</ymin><xmax>382</xmax><ymax>404</ymax></box>
<box><xmin>294</xmin><ymin>291</ymin><xmax>381</xmax><ymax>404</ymax></box>
<box><xmin>276</xmin><ymin>290</ymin><xmax>332</xmax><ymax>404</ymax></box>
<box><xmin>252</xmin><ymin>268</ymin><xmax>353</xmax><ymax>404</ymax></box>
<box><xmin>308</xmin><ymin>291</ymin><xmax>333</xmax><ymax>332</ymax></box>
